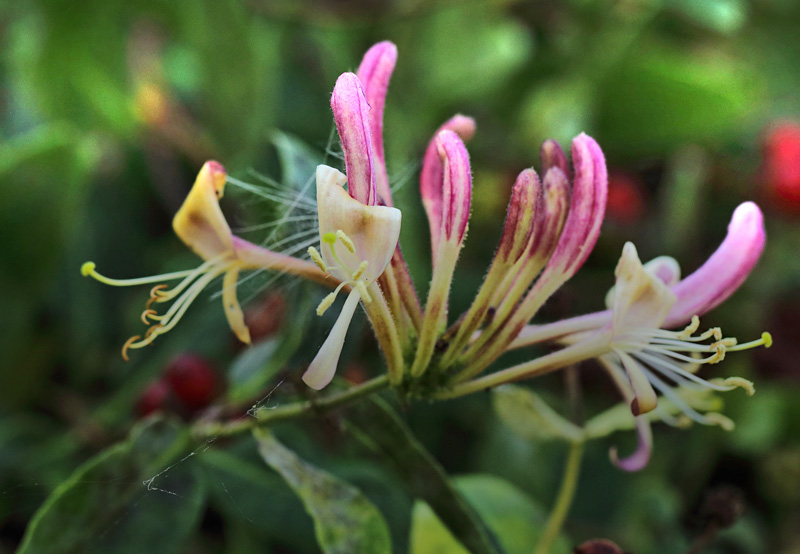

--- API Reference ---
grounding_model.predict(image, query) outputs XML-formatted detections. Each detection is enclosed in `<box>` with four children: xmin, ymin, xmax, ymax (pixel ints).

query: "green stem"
<box><xmin>534</xmin><ymin>441</ymin><xmax>584</xmax><ymax>554</ymax></box>
<box><xmin>193</xmin><ymin>375</ymin><xmax>391</xmax><ymax>439</ymax></box>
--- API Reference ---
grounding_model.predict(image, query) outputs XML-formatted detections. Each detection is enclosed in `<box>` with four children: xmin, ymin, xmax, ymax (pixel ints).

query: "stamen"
<box><xmin>317</xmin><ymin>282</ymin><xmax>349</xmax><ymax>316</ymax></box>
<box><xmin>81</xmin><ymin>262</ymin><xmax>195</xmax><ymax>287</ymax></box>
<box><xmin>140</xmin><ymin>309</ymin><xmax>158</xmax><ymax>325</ymax></box>
<box><xmin>121</xmin><ymin>335</ymin><xmax>142</xmax><ymax>361</ymax></box>
<box><xmin>676</xmin><ymin>316</ymin><xmax>700</xmax><ymax>339</ymax></box>
<box><xmin>307</xmin><ymin>246</ymin><xmax>328</xmax><ymax>272</ymax></box>
<box><xmin>642</xmin><ymin>367</ymin><xmax>733</xmax><ymax>429</ymax></box>
<box><xmin>351</xmin><ymin>260</ymin><xmax>369</xmax><ymax>281</ymax></box>
<box><xmin>710</xmin><ymin>377</ymin><xmax>756</xmax><ymax>396</ymax></box>
<box><xmin>336</xmin><ymin>230</ymin><xmax>356</xmax><ymax>253</ymax></box>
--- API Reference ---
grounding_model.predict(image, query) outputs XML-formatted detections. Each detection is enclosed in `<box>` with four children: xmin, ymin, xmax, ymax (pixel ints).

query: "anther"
<box><xmin>144</xmin><ymin>324</ymin><xmax>163</xmax><ymax>340</ymax></box>
<box><xmin>677</xmin><ymin>316</ymin><xmax>700</xmax><ymax>339</ymax></box>
<box><xmin>351</xmin><ymin>260</ymin><xmax>369</xmax><ymax>281</ymax></box>
<box><xmin>307</xmin><ymin>246</ymin><xmax>328</xmax><ymax>272</ymax></box>
<box><xmin>140</xmin><ymin>309</ymin><xmax>158</xmax><ymax>325</ymax></box>
<box><xmin>336</xmin><ymin>230</ymin><xmax>356</xmax><ymax>253</ymax></box>
<box><xmin>150</xmin><ymin>284</ymin><xmax>169</xmax><ymax>298</ymax></box>
<box><xmin>317</xmin><ymin>291</ymin><xmax>339</xmax><ymax>316</ymax></box>
<box><xmin>121</xmin><ymin>335</ymin><xmax>141</xmax><ymax>361</ymax></box>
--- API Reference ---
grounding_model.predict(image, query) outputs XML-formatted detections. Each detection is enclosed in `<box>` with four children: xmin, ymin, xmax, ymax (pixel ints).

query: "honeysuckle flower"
<box><xmin>411</xmin><ymin>130</ymin><xmax>473</xmax><ymax>377</ymax></box>
<box><xmin>82</xmin><ymin>161</ymin><xmax>328</xmax><ymax>359</ymax></box>
<box><xmin>302</xmin><ymin>166</ymin><xmax>401</xmax><ymax>389</ymax></box>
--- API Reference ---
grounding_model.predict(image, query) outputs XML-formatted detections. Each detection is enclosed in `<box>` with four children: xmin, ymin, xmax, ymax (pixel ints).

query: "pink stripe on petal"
<box><xmin>421</xmin><ymin>115</ymin><xmax>476</xmax><ymax>259</ymax></box>
<box><xmin>331</xmin><ymin>72</ymin><xmax>376</xmax><ymax>205</ymax></box>
<box><xmin>436</xmin><ymin>130</ymin><xmax>472</xmax><ymax>243</ymax></box>
<box><xmin>356</xmin><ymin>41</ymin><xmax>397</xmax><ymax>205</ymax></box>
<box><xmin>664</xmin><ymin>202</ymin><xmax>766</xmax><ymax>328</ymax></box>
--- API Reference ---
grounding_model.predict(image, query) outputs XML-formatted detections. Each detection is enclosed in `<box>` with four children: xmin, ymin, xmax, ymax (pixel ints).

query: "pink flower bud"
<box><xmin>496</xmin><ymin>169</ymin><xmax>543</xmax><ymax>263</ymax></box>
<box><xmin>331</xmin><ymin>72</ymin><xmax>376</xmax><ymax>206</ymax></box>
<box><xmin>540</xmin><ymin>139</ymin><xmax>569</xmax><ymax>177</ymax></box>
<box><xmin>357</xmin><ymin>41</ymin><xmax>397</xmax><ymax>205</ymax></box>
<box><xmin>436</xmin><ymin>130</ymin><xmax>472</xmax><ymax>245</ymax></box>
<box><xmin>421</xmin><ymin>115</ymin><xmax>476</xmax><ymax>258</ymax></box>
<box><xmin>541</xmin><ymin>134</ymin><xmax>608</xmax><ymax>280</ymax></box>
<box><xmin>664</xmin><ymin>202</ymin><xmax>765</xmax><ymax>327</ymax></box>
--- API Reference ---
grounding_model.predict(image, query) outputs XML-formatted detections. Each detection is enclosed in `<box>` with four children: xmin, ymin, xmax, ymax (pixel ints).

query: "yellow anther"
<box><xmin>140</xmin><ymin>309</ymin><xmax>158</xmax><ymax>325</ymax></box>
<box><xmin>677</xmin><ymin>315</ymin><xmax>700</xmax><ymax>339</ymax></box>
<box><xmin>704</xmin><ymin>413</ymin><xmax>735</xmax><ymax>432</ymax></box>
<box><xmin>356</xmin><ymin>281</ymin><xmax>372</xmax><ymax>304</ymax></box>
<box><xmin>150</xmin><ymin>284</ymin><xmax>169</xmax><ymax>298</ymax></box>
<box><xmin>81</xmin><ymin>261</ymin><xmax>96</xmax><ymax>277</ymax></box>
<box><xmin>316</xmin><ymin>291</ymin><xmax>339</xmax><ymax>316</ymax></box>
<box><xmin>707</xmin><ymin>344</ymin><xmax>726</xmax><ymax>364</ymax></box>
<box><xmin>322</xmin><ymin>232</ymin><xmax>337</xmax><ymax>244</ymax></box>
<box><xmin>675</xmin><ymin>415</ymin><xmax>693</xmax><ymax>429</ymax></box>
<box><xmin>307</xmin><ymin>246</ymin><xmax>328</xmax><ymax>273</ymax></box>
<box><xmin>121</xmin><ymin>335</ymin><xmax>141</xmax><ymax>362</ymax></box>
<box><xmin>336</xmin><ymin>230</ymin><xmax>356</xmax><ymax>253</ymax></box>
<box><xmin>351</xmin><ymin>260</ymin><xmax>369</xmax><ymax>281</ymax></box>
<box><xmin>721</xmin><ymin>377</ymin><xmax>756</xmax><ymax>396</ymax></box>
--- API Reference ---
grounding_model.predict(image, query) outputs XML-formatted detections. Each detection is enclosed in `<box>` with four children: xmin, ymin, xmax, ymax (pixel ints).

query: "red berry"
<box><xmin>761</xmin><ymin>122</ymin><xmax>800</xmax><ymax>213</ymax></box>
<box><xmin>165</xmin><ymin>354</ymin><xmax>219</xmax><ymax>410</ymax></box>
<box><xmin>606</xmin><ymin>170</ymin><xmax>645</xmax><ymax>224</ymax></box>
<box><xmin>244</xmin><ymin>292</ymin><xmax>287</xmax><ymax>342</ymax></box>
<box><xmin>136</xmin><ymin>379</ymin><xmax>171</xmax><ymax>417</ymax></box>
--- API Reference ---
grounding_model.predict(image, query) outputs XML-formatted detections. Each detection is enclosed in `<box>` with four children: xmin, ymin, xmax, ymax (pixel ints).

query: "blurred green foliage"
<box><xmin>2</xmin><ymin>0</ymin><xmax>800</xmax><ymax>552</ymax></box>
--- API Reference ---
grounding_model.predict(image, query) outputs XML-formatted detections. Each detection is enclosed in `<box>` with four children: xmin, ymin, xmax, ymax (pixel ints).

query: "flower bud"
<box><xmin>420</xmin><ymin>115</ymin><xmax>476</xmax><ymax>259</ymax></box>
<box><xmin>356</xmin><ymin>41</ymin><xmax>397</xmax><ymax>205</ymax></box>
<box><xmin>496</xmin><ymin>169</ymin><xmax>543</xmax><ymax>263</ymax></box>
<box><xmin>331</xmin><ymin>72</ymin><xmax>376</xmax><ymax>206</ymax></box>
<box><xmin>436</xmin><ymin>130</ymin><xmax>472</xmax><ymax>245</ymax></box>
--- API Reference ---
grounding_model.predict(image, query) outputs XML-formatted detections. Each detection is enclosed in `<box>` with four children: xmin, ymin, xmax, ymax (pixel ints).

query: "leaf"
<box><xmin>254</xmin><ymin>429</ymin><xmax>393</xmax><ymax>554</ymax></box>
<box><xmin>410</xmin><ymin>475</ymin><xmax>571</xmax><ymax>554</ymax></box>
<box><xmin>18</xmin><ymin>417</ymin><xmax>204</xmax><ymax>554</ymax></box>
<box><xmin>346</xmin><ymin>397</ymin><xmax>505</xmax><ymax>554</ymax></box>
<box><xmin>492</xmin><ymin>385</ymin><xmax>583</xmax><ymax>443</ymax></box>
<box><xmin>200</xmin><ymin>448</ymin><xmax>318</xmax><ymax>550</ymax></box>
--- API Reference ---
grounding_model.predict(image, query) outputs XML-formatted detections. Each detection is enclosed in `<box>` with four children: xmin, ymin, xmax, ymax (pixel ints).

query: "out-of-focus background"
<box><xmin>1</xmin><ymin>0</ymin><xmax>799</xmax><ymax>552</ymax></box>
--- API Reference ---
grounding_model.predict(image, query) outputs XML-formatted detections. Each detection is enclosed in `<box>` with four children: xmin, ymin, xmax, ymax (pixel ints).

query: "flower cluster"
<box><xmin>84</xmin><ymin>41</ymin><xmax>770</xmax><ymax>469</ymax></box>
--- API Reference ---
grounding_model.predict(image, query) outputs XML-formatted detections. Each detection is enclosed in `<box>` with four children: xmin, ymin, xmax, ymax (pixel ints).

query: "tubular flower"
<box><xmin>303</xmin><ymin>166</ymin><xmax>401</xmax><ymax>390</ymax></box>
<box><xmin>82</xmin><ymin>161</ymin><xmax>327</xmax><ymax>359</ymax></box>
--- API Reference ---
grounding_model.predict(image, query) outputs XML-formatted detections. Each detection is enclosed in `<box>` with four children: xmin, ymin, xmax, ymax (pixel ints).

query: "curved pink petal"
<box><xmin>356</xmin><ymin>41</ymin><xmax>397</xmax><ymax>206</ymax></box>
<box><xmin>436</xmin><ymin>130</ymin><xmax>472</xmax><ymax>244</ymax></box>
<box><xmin>664</xmin><ymin>202</ymin><xmax>766</xmax><ymax>328</ymax></box>
<box><xmin>420</xmin><ymin>115</ymin><xmax>476</xmax><ymax>260</ymax></box>
<box><xmin>610</xmin><ymin>416</ymin><xmax>653</xmax><ymax>472</ymax></box>
<box><xmin>331</xmin><ymin>72</ymin><xmax>376</xmax><ymax>206</ymax></box>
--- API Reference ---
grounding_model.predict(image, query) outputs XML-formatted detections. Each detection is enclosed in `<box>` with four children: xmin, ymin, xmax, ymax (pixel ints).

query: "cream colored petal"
<box><xmin>173</xmin><ymin>161</ymin><xmax>234</xmax><ymax>261</ymax></box>
<box><xmin>223</xmin><ymin>266</ymin><xmax>251</xmax><ymax>344</ymax></box>
<box><xmin>316</xmin><ymin>165</ymin><xmax>401</xmax><ymax>283</ymax></box>
<box><xmin>303</xmin><ymin>288</ymin><xmax>362</xmax><ymax>390</ymax></box>
<box><xmin>611</xmin><ymin>242</ymin><xmax>676</xmax><ymax>333</ymax></box>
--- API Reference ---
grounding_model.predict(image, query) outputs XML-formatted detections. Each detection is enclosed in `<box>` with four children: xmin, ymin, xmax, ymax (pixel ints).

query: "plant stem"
<box><xmin>193</xmin><ymin>375</ymin><xmax>391</xmax><ymax>439</ymax></box>
<box><xmin>534</xmin><ymin>440</ymin><xmax>584</xmax><ymax>554</ymax></box>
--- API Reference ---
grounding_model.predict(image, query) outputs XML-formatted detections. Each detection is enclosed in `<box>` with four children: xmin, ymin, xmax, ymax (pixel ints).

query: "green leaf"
<box><xmin>492</xmin><ymin>385</ymin><xmax>584</xmax><ymax>443</ymax></box>
<box><xmin>18</xmin><ymin>417</ymin><xmax>204</xmax><ymax>554</ymax></box>
<box><xmin>254</xmin><ymin>429</ymin><xmax>393</xmax><ymax>554</ymax></box>
<box><xmin>346</xmin><ymin>397</ymin><xmax>505</xmax><ymax>554</ymax></box>
<box><xmin>410</xmin><ymin>475</ymin><xmax>570</xmax><ymax>554</ymax></box>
